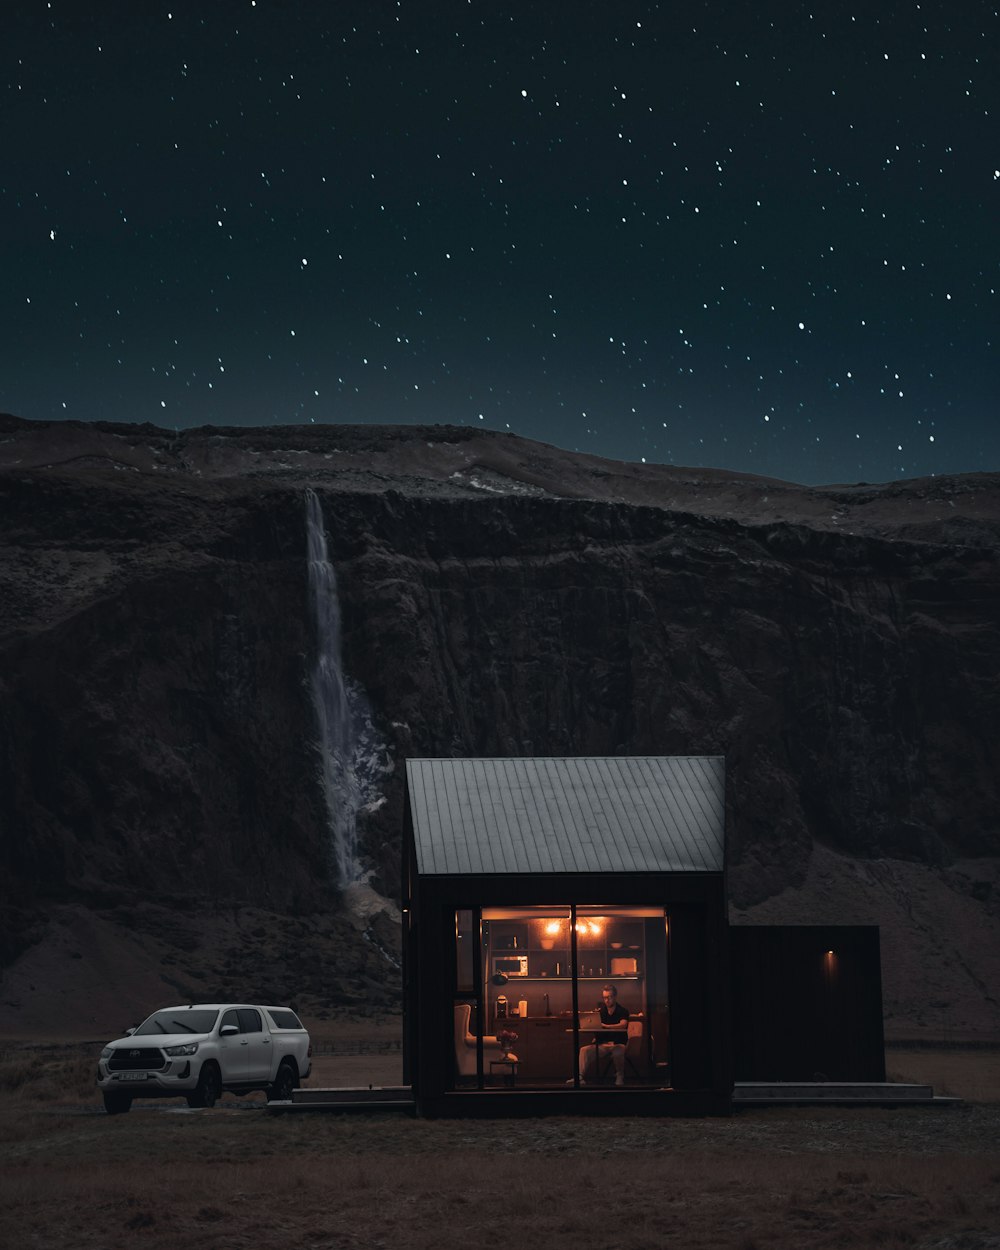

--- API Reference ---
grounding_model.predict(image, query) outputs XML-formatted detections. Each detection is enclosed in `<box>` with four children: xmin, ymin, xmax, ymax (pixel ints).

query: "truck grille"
<box><xmin>108</xmin><ymin>1048</ymin><xmax>166</xmax><ymax>1071</ymax></box>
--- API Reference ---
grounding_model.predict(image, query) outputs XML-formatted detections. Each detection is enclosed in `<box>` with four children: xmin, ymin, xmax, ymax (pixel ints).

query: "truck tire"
<box><xmin>269</xmin><ymin>1061</ymin><xmax>297</xmax><ymax>1102</ymax></box>
<box><xmin>186</xmin><ymin>1062</ymin><xmax>221</xmax><ymax>1108</ymax></box>
<box><xmin>103</xmin><ymin>1091</ymin><xmax>133</xmax><ymax>1115</ymax></box>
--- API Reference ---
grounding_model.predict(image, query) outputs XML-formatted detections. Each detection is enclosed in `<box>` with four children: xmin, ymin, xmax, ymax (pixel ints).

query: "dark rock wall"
<box><xmin>2</xmin><ymin>461</ymin><xmax>998</xmax><ymax>999</ymax></box>
<box><xmin>2</xmin><ymin>480</ymin><xmax>333</xmax><ymax>955</ymax></box>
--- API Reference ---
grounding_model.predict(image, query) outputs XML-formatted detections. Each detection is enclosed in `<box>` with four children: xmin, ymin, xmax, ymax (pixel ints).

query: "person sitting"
<box><xmin>579</xmin><ymin>983</ymin><xmax>630</xmax><ymax>1086</ymax></box>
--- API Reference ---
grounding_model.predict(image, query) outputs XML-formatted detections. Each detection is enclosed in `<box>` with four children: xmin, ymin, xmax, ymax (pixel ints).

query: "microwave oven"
<box><xmin>493</xmin><ymin>954</ymin><xmax>528</xmax><ymax>977</ymax></box>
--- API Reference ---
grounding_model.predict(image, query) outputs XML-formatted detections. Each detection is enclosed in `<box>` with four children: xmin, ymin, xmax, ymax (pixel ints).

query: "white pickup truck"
<box><xmin>97</xmin><ymin>1003</ymin><xmax>312</xmax><ymax>1114</ymax></box>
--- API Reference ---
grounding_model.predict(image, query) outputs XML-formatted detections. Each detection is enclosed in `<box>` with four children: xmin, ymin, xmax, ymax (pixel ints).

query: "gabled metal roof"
<box><xmin>406</xmin><ymin>756</ymin><xmax>725</xmax><ymax>876</ymax></box>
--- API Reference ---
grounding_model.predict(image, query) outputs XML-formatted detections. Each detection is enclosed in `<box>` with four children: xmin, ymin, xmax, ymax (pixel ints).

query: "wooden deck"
<box><xmin>268</xmin><ymin>1080</ymin><xmax>960</xmax><ymax>1114</ymax></box>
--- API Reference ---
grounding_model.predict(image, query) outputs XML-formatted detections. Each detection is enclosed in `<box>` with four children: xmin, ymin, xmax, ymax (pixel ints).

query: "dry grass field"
<box><xmin>2</xmin><ymin>1039</ymin><xmax>998</xmax><ymax>1250</ymax></box>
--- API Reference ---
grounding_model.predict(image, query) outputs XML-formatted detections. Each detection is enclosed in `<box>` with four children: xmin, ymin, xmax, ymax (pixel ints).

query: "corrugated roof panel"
<box><xmin>540</xmin><ymin>757</ymin><xmax>577</xmax><ymax>873</ymax></box>
<box><xmin>612</xmin><ymin>757</ymin><xmax>661</xmax><ymax>872</ymax></box>
<box><xmin>406</xmin><ymin>756</ymin><xmax>725</xmax><ymax>877</ymax></box>
<box><xmin>515</xmin><ymin>759</ymin><xmax>550</xmax><ymax>873</ymax></box>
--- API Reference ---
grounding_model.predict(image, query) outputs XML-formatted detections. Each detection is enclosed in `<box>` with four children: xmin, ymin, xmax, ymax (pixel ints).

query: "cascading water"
<box><xmin>304</xmin><ymin>488</ymin><xmax>363</xmax><ymax>888</ymax></box>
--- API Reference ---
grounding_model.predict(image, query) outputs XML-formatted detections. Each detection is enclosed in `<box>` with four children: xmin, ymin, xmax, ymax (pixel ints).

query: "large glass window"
<box><xmin>450</xmin><ymin>905</ymin><xmax>670</xmax><ymax>1089</ymax></box>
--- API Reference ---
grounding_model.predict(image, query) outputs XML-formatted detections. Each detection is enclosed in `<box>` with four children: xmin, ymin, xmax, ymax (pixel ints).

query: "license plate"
<box><xmin>119</xmin><ymin>1072</ymin><xmax>147</xmax><ymax>1082</ymax></box>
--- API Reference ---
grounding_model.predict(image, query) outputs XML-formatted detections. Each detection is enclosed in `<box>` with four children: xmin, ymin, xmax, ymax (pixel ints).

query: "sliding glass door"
<box><xmin>451</xmin><ymin>904</ymin><xmax>670</xmax><ymax>1090</ymax></box>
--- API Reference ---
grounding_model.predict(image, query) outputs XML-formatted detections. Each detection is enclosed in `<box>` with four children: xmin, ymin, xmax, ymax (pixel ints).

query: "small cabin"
<box><xmin>401</xmin><ymin>756</ymin><xmax>734</xmax><ymax>1116</ymax></box>
<box><xmin>401</xmin><ymin>755</ymin><xmax>887</xmax><ymax>1116</ymax></box>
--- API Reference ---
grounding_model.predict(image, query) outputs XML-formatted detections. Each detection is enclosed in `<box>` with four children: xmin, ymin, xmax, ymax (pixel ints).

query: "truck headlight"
<box><xmin>163</xmin><ymin>1042</ymin><xmax>200</xmax><ymax>1057</ymax></box>
<box><xmin>100</xmin><ymin>1047</ymin><xmax>113</xmax><ymax>1060</ymax></box>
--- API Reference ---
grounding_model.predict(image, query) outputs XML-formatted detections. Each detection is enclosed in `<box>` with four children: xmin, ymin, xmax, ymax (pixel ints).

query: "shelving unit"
<box><xmin>488</xmin><ymin>918</ymin><xmax>645</xmax><ymax>982</ymax></box>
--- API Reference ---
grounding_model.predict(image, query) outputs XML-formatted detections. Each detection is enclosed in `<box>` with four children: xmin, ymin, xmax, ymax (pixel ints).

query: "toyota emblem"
<box><xmin>130</xmin><ymin>1049</ymin><xmax>140</xmax><ymax>1057</ymax></box>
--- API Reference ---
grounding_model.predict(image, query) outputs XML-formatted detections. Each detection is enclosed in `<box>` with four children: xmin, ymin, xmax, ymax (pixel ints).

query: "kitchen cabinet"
<box><xmin>502</xmin><ymin>1017</ymin><xmax>573</xmax><ymax>1082</ymax></box>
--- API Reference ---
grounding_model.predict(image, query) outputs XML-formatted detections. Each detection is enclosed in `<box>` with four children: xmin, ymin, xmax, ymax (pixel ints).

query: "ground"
<box><xmin>1</xmin><ymin>1025</ymin><xmax>998</xmax><ymax>1250</ymax></box>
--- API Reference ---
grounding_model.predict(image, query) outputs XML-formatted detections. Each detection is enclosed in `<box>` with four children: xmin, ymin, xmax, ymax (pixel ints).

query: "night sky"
<box><xmin>3</xmin><ymin>1</ymin><xmax>997</xmax><ymax>485</ymax></box>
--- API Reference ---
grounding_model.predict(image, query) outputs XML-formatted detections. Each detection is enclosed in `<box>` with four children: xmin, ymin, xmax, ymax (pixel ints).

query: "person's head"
<box><xmin>601</xmin><ymin>984</ymin><xmax>618</xmax><ymax>1008</ymax></box>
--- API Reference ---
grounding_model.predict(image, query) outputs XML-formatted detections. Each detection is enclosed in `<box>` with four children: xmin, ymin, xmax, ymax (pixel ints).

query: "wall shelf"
<box><xmin>497</xmin><ymin>975</ymin><xmax>643</xmax><ymax>980</ymax></box>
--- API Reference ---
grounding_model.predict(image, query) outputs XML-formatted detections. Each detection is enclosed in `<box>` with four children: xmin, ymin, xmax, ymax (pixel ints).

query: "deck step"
<box><xmin>267</xmin><ymin>1086</ymin><xmax>415</xmax><ymax>1113</ymax></box>
<box><xmin>733</xmin><ymin>1081</ymin><xmax>948</xmax><ymax>1105</ymax></box>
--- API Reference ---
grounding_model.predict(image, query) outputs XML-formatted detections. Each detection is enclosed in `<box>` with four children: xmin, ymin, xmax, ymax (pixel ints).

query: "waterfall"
<box><xmin>304</xmin><ymin>488</ymin><xmax>363</xmax><ymax>887</ymax></box>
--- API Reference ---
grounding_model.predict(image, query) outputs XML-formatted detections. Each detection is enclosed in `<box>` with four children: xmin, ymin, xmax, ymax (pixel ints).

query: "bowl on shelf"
<box><xmin>610</xmin><ymin>941</ymin><xmax>623</xmax><ymax>949</ymax></box>
<box><xmin>539</xmin><ymin>939</ymin><xmax>556</xmax><ymax>950</ymax></box>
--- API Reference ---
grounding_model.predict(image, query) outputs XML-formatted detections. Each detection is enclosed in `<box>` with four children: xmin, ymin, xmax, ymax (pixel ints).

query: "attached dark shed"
<box><xmin>401</xmin><ymin>756</ymin><xmax>733</xmax><ymax>1116</ymax></box>
<box><xmin>730</xmin><ymin>925</ymin><xmax>886</xmax><ymax>1082</ymax></box>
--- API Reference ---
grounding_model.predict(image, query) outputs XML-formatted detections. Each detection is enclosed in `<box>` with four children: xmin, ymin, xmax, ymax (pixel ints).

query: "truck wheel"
<box><xmin>187</xmin><ymin>1062</ymin><xmax>221</xmax><ymax>1108</ymax></box>
<box><xmin>269</xmin><ymin>1061</ymin><xmax>297</xmax><ymax>1102</ymax></box>
<box><xmin>103</xmin><ymin>1091</ymin><xmax>133</xmax><ymax>1115</ymax></box>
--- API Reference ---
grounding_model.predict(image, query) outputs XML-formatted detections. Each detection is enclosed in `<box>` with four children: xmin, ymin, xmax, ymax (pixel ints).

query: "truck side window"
<box><xmin>238</xmin><ymin>1008</ymin><xmax>263</xmax><ymax>1033</ymax></box>
<box><xmin>220</xmin><ymin>1009</ymin><xmax>240</xmax><ymax>1033</ymax></box>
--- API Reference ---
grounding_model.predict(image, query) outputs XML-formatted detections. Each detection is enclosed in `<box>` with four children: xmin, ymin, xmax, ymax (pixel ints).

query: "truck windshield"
<box><xmin>133</xmin><ymin>1009</ymin><xmax>220</xmax><ymax>1036</ymax></box>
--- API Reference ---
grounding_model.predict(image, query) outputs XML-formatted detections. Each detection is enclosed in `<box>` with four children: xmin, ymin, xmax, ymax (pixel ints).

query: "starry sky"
<box><xmin>3</xmin><ymin>1</ymin><xmax>997</xmax><ymax>485</ymax></box>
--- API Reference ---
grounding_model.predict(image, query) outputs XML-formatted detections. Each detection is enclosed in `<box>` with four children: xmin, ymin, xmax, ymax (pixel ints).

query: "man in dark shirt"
<box><xmin>579</xmin><ymin>983</ymin><xmax>630</xmax><ymax>1085</ymax></box>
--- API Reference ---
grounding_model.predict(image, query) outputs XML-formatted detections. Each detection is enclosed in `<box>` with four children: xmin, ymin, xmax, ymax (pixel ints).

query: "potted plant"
<box><xmin>497</xmin><ymin>1027</ymin><xmax>519</xmax><ymax>1061</ymax></box>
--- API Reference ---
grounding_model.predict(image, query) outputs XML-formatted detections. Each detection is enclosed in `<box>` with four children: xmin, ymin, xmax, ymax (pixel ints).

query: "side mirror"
<box><xmin>220</xmin><ymin>1024</ymin><xmax>239</xmax><ymax>1037</ymax></box>
<box><xmin>124</xmin><ymin>1027</ymin><xmax>136</xmax><ymax>1036</ymax></box>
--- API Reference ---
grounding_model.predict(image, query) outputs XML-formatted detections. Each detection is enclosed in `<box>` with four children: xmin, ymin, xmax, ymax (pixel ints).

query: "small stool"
<box><xmin>489</xmin><ymin>1057</ymin><xmax>518</xmax><ymax>1087</ymax></box>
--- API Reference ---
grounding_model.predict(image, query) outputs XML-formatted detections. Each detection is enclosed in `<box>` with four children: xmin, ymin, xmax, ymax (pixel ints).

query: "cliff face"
<box><xmin>2</xmin><ymin>415</ymin><xmax>998</xmax><ymax>1036</ymax></box>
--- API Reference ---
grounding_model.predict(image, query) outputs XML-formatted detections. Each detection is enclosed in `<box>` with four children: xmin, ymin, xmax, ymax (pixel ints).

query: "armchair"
<box><xmin>453</xmin><ymin>1002</ymin><xmax>503</xmax><ymax>1078</ymax></box>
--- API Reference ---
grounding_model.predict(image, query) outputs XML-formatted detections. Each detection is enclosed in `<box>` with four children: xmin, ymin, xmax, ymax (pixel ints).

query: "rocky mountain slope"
<box><xmin>1</xmin><ymin>413</ymin><xmax>998</xmax><ymax>1039</ymax></box>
